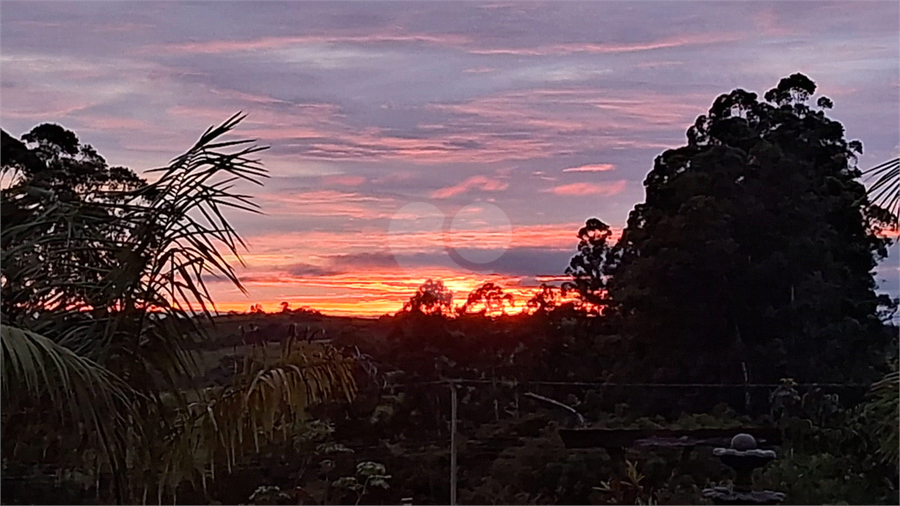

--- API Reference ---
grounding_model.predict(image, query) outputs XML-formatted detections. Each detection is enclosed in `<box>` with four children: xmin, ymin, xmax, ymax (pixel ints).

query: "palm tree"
<box><xmin>2</xmin><ymin>113</ymin><xmax>269</xmax><ymax>389</ymax></box>
<box><xmin>1</xmin><ymin>114</ymin><xmax>358</xmax><ymax>503</ymax></box>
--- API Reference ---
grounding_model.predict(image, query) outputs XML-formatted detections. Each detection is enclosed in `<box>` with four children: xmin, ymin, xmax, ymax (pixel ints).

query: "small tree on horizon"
<box><xmin>564</xmin><ymin>218</ymin><xmax>614</xmax><ymax>307</ymax></box>
<box><xmin>526</xmin><ymin>283</ymin><xmax>562</xmax><ymax>314</ymax></box>
<box><xmin>459</xmin><ymin>282</ymin><xmax>515</xmax><ymax>316</ymax></box>
<box><xmin>401</xmin><ymin>279</ymin><xmax>454</xmax><ymax>316</ymax></box>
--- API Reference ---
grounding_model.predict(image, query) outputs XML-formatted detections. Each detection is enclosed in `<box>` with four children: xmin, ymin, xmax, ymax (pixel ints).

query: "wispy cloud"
<box><xmin>431</xmin><ymin>175</ymin><xmax>509</xmax><ymax>198</ymax></box>
<box><xmin>562</xmin><ymin>163</ymin><xmax>616</xmax><ymax>173</ymax></box>
<box><xmin>544</xmin><ymin>180</ymin><xmax>627</xmax><ymax>196</ymax></box>
<box><xmin>468</xmin><ymin>33</ymin><xmax>744</xmax><ymax>56</ymax></box>
<box><xmin>152</xmin><ymin>32</ymin><xmax>472</xmax><ymax>55</ymax></box>
<box><xmin>322</xmin><ymin>175</ymin><xmax>367</xmax><ymax>187</ymax></box>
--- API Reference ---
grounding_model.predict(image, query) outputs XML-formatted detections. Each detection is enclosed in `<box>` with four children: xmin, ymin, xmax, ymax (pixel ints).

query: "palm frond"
<box><xmin>1</xmin><ymin>322</ymin><xmax>138</xmax><ymax>498</ymax></box>
<box><xmin>2</xmin><ymin>113</ymin><xmax>270</xmax><ymax>393</ymax></box>
<box><xmin>143</xmin><ymin>338</ymin><xmax>358</xmax><ymax>499</ymax></box>
<box><xmin>1</xmin><ymin>322</ymin><xmax>136</xmax><ymax>425</ymax></box>
<box><xmin>863</xmin><ymin>364</ymin><xmax>899</xmax><ymax>467</ymax></box>
<box><xmin>864</xmin><ymin>157</ymin><xmax>900</xmax><ymax>225</ymax></box>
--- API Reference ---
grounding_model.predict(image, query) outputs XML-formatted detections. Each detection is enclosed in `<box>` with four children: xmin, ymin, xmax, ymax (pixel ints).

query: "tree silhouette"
<box><xmin>564</xmin><ymin>217</ymin><xmax>614</xmax><ymax>307</ymax></box>
<box><xmin>2</xmin><ymin>124</ymin><xmax>145</xmax><ymax>198</ymax></box>
<box><xmin>460</xmin><ymin>282</ymin><xmax>515</xmax><ymax>315</ymax></box>
<box><xmin>401</xmin><ymin>279</ymin><xmax>454</xmax><ymax>316</ymax></box>
<box><xmin>526</xmin><ymin>283</ymin><xmax>562</xmax><ymax>314</ymax></box>
<box><xmin>603</xmin><ymin>73</ymin><xmax>895</xmax><ymax>383</ymax></box>
<box><xmin>1</xmin><ymin>125</ymin><xmax>147</xmax><ymax>317</ymax></box>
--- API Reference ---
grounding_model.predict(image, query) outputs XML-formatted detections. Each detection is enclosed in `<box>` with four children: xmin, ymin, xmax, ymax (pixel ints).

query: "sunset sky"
<box><xmin>2</xmin><ymin>1</ymin><xmax>898</xmax><ymax>316</ymax></box>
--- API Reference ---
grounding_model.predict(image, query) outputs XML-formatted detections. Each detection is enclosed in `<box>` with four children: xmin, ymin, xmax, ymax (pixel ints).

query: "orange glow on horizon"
<box><xmin>211</xmin><ymin>282</ymin><xmax>592</xmax><ymax>318</ymax></box>
<box><xmin>202</xmin><ymin>219</ymin><xmax>624</xmax><ymax>318</ymax></box>
<box><xmin>207</xmin><ymin>266</ymin><xmax>586</xmax><ymax>318</ymax></box>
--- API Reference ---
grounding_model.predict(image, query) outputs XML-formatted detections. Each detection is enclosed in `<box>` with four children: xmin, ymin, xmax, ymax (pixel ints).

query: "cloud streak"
<box><xmin>563</xmin><ymin>163</ymin><xmax>616</xmax><ymax>173</ymax></box>
<box><xmin>545</xmin><ymin>180</ymin><xmax>627</xmax><ymax>196</ymax></box>
<box><xmin>431</xmin><ymin>175</ymin><xmax>509</xmax><ymax>198</ymax></box>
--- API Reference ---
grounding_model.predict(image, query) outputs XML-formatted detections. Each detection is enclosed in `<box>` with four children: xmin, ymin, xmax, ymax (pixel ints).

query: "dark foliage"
<box><xmin>400</xmin><ymin>279</ymin><xmax>455</xmax><ymax>316</ymax></box>
<box><xmin>564</xmin><ymin>218</ymin><xmax>615</xmax><ymax>308</ymax></box>
<box><xmin>1</xmin><ymin>125</ymin><xmax>147</xmax><ymax>318</ymax></box>
<box><xmin>582</xmin><ymin>74</ymin><xmax>897</xmax><ymax>384</ymax></box>
<box><xmin>459</xmin><ymin>282</ymin><xmax>515</xmax><ymax>315</ymax></box>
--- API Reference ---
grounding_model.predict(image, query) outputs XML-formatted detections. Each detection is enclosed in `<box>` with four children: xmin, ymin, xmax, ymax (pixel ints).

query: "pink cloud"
<box><xmin>562</xmin><ymin>163</ymin><xmax>616</xmax><ymax>173</ymax></box>
<box><xmin>322</xmin><ymin>175</ymin><xmax>366</xmax><ymax>186</ymax></box>
<box><xmin>544</xmin><ymin>180</ymin><xmax>627</xmax><ymax>196</ymax></box>
<box><xmin>256</xmin><ymin>190</ymin><xmax>396</xmax><ymax>220</ymax></box>
<box><xmin>469</xmin><ymin>33</ymin><xmax>743</xmax><ymax>56</ymax></box>
<box><xmin>430</xmin><ymin>175</ymin><xmax>509</xmax><ymax>198</ymax></box>
<box><xmin>154</xmin><ymin>32</ymin><xmax>471</xmax><ymax>54</ymax></box>
<box><xmin>463</xmin><ymin>67</ymin><xmax>495</xmax><ymax>74</ymax></box>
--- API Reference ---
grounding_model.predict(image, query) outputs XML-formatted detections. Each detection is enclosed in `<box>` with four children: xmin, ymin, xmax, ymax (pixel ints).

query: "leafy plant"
<box><xmin>247</xmin><ymin>485</ymin><xmax>295</xmax><ymax>505</ymax></box>
<box><xmin>758</xmin><ymin>452</ymin><xmax>896</xmax><ymax>505</ymax></box>
<box><xmin>862</xmin><ymin>361</ymin><xmax>899</xmax><ymax>467</ymax></box>
<box><xmin>594</xmin><ymin>460</ymin><xmax>657</xmax><ymax>505</ymax></box>
<box><xmin>332</xmin><ymin>461</ymin><xmax>391</xmax><ymax>505</ymax></box>
<box><xmin>141</xmin><ymin>336</ymin><xmax>358</xmax><ymax>501</ymax></box>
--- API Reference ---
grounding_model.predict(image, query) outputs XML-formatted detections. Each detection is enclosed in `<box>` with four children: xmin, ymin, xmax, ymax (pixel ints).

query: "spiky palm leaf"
<box><xmin>1</xmin><ymin>114</ymin><xmax>276</xmax><ymax>499</ymax></box>
<box><xmin>864</xmin><ymin>157</ymin><xmax>899</xmax><ymax>226</ymax></box>
<box><xmin>141</xmin><ymin>337</ymin><xmax>358</xmax><ymax>500</ymax></box>
<box><xmin>1</xmin><ymin>322</ymin><xmax>138</xmax><ymax>499</ymax></box>
<box><xmin>1</xmin><ymin>322</ymin><xmax>134</xmax><ymax>424</ymax></box>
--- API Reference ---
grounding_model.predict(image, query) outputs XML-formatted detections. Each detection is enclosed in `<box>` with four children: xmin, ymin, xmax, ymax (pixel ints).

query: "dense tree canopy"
<box><xmin>401</xmin><ymin>279</ymin><xmax>454</xmax><ymax>316</ymax></box>
<box><xmin>587</xmin><ymin>74</ymin><xmax>895</xmax><ymax>383</ymax></box>
<box><xmin>564</xmin><ymin>217</ymin><xmax>614</xmax><ymax>308</ymax></box>
<box><xmin>526</xmin><ymin>283</ymin><xmax>563</xmax><ymax>314</ymax></box>
<box><xmin>1</xmin><ymin>125</ymin><xmax>147</xmax><ymax>318</ymax></box>
<box><xmin>459</xmin><ymin>282</ymin><xmax>515</xmax><ymax>315</ymax></box>
<box><xmin>2</xmin><ymin>124</ymin><xmax>144</xmax><ymax>197</ymax></box>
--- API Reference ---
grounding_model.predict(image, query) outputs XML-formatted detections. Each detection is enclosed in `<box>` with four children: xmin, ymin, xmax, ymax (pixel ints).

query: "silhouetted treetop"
<box><xmin>596</xmin><ymin>73</ymin><xmax>894</xmax><ymax>383</ymax></box>
<box><xmin>2</xmin><ymin>123</ymin><xmax>144</xmax><ymax>198</ymax></box>
<box><xmin>460</xmin><ymin>282</ymin><xmax>514</xmax><ymax>315</ymax></box>
<box><xmin>401</xmin><ymin>279</ymin><xmax>454</xmax><ymax>316</ymax></box>
<box><xmin>565</xmin><ymin>217</ymin><xmax>613</xmax><ymax>307</ymax></box>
